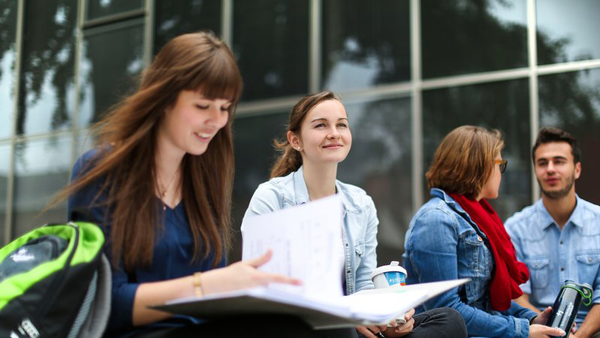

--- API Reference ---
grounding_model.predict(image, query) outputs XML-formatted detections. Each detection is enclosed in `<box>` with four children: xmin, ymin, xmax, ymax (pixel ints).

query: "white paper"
<box><xmin>241</xmin><ymin>195</ymin><xmax>344</xmax><ymax>299</ymax></box>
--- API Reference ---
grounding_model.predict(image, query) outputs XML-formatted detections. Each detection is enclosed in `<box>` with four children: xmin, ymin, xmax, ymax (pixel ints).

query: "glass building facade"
<box><xmin>1</xmin><ymin>0</ymin><xmax>599</xmax><ymax>265</ymax></box>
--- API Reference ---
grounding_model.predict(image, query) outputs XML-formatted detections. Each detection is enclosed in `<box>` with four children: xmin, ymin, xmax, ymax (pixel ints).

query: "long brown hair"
<box><xmin>270</xmin><ymin>91</ymin><xmax>340</xmax><ymax>178</ymax></box>
<box><xmin>426</xmin><ymin>125</ymin><xmax>504</xmax><ymax>199</ymax></box>
<box><xmin>55</xmin><ymin>32</ymin><xmax>242</xmax><ymax>271</ymax></box>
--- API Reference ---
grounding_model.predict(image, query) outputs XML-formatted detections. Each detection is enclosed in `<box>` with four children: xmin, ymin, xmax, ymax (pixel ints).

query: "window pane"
<box><xmin>321</xmin><ymin>0</ymin><xmax>410</xmax><ymax>91</ymax></box>
<box><xmin>539</xmin><ymin>69</ymin><xmax>600</xmax><ymax>205</ymax></box>
<box><xmin>537</xmin><ymin>0</ymin><xmax>600</xmax><ymax>65</ymax></box>
<box><xmin>0</xmin><ymin>143</ymin><xmax>10</xmax><ymax>244</ymax></box>
<box><xmin>421</xmin><ymin>0</ymin><xmax>527</xmax><ymax>79</ymax></box>
<box><xmin>0</xmin><ymin>1</ymin><xmax>18</xmax><ymax>139</ymax></box>
<box><xmin>153</xmin><ymin>0</ymin><xmax>222</xmax><ymax>55</ymax></box>
<box><xmin>18</xmin><ymin>0</ymin><xmax>77</xmax><ymax>136</ymax></box>
<box><xmin>233</xmin><ymin>0</ymin><xmax>309</xmax><ymax>101</ymax></box>
<box><xmin>422</xmin><ymin>79</ymin><xmax>531</xmax><ymax>219</ymax></box>
<box><xmin>340</xmin><ymin>97</ymin><xmax>412</xmax><ymax>263</ymax></box>
<box><xmin>12</xmin><ymin>136</ymin><xmax>72</xmax><ymax>238</ymax></box>
<box><xmin>232</xmin><ymin>111</ymin><xmax>290</xmax><ymax>260</ymax></box>
<box><xmin>79</xmin><ymin>21</ymin><xmax>144</xmax><ymax>127</ymax></box>
<box><xmin>86</xmin><ymin>0</ymin><xmax>143</xmax><ymax>20</ymax></box>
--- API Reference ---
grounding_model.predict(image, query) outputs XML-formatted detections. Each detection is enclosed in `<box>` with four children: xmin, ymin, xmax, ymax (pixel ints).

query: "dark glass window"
<box><xmin>233</xmin><ymin>0</ymin><xmax>309</xmax><ymax>101</ymax></box>
<box><xmin>12</xmin><ymin>136</ymin><xmax>71</xmax><ymax>238</ymax></box>
<box><xmin>537</xmin><ymin>0</ymin><xmax>600</xmax><ymax>65</ymax></box>
<box><xmin>421</xmin><ymin>0</ymin><xmax>527</xmax><ymax>79</ymax></box>
<box><xmin>339</xmin><ymin>97</ymin><xmax>412</xmax><ymax>262</ymax></box>
<box><xmin>321</xmin><ymin>0</ymin><xmax>410</xmax><ymax>91</ymax></box>
<box><xmin>17</xmin><ymin>0</ymin><xmax>77</xmax><ymax>136</ymax></box>
<box><xmin>539</xmin><ymin>69</ymin><xmax>600</xmax><ymax>205</ymax></box>
<box><xmin>422</xmin><ymin>79</ymin><xmax>531</xmax><ymax>219</ymax></box>
<box><xmin>153</xmin><ymin>0</ymin><xmax>222</xmax><ymax>55</ymax></box>
<box><xmin>232</xmin><ymin>111</ymin><xmax>290</xmax><ymax>260</ymax></box>
<box><xmin>86</xmin><ymin>0</ymin><xmax>143</xmax><ymax>20</ymax></box>
<box><xmin>0</xmin><ymin>143</ymin><xmax>9</xmax><ymax>244</ymax></box>
<box><xmin>0</xmin><ymin>0</ymin><xmax>18</xmax><ymax>139</ymax></box>
<box><xmin>78</xmin><ymin>21</ymin><xmax>144</xmax><ymax>127</ymax></box>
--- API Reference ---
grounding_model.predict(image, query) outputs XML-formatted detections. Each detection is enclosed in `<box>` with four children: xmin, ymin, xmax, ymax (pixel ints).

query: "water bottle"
<box><xmin>545</xmin><ymin>280</ymin><xmax>593</xmax><ymax>338</ymax></box>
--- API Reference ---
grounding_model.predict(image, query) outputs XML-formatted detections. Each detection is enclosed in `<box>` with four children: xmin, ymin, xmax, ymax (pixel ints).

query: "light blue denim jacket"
<box><xmin>242</xmin><ymin>166</ymin><xmax>379</xmax><ymax>295</ymax></box>
<box><xmin>403</xmin><ymin>188</ymin><xmax>536</xmax><ymax>338</ymax></box>
<box><xmin>505</xmin><ymin>196</ymin><xmax>600</xmax><ymax>325</ymax></box>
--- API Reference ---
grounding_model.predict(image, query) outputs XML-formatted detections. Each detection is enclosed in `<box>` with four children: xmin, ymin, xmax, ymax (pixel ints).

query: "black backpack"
<box><xmin>0</xmin><ymin>222</ymin><xmax>111</xmax><ymax>338</ymax></box>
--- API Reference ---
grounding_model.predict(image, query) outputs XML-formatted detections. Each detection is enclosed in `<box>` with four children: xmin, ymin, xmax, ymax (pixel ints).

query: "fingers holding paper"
<box><xmin>201</xmin><ymin>249</ymin><xmax>302</xmax><ymax>295</ymax></box>
<box><xmin>356</xmin><ymin>324</ymin><xmax>388</xmax><ymax>337</ymax></box>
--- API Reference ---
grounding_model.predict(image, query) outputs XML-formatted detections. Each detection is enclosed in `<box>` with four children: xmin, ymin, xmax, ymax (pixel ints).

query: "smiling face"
<box><xmin>158</xmin><ymin>90</ymin><xmax>231</xmax><ymax>158</ymax></box>
<box><xmin>534</xmin><ymin>141</ymin><xmax>581</xmax><ymax>199</ymax></box>
<box><xmin>288</xmin><ymin>99</ymin><xmax>352</xmax><ymax>166</ymax></box>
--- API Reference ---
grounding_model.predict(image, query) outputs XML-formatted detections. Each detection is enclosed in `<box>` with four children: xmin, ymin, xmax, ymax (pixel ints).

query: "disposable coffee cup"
<box><xmin>371</xmin><ymin>261</ymin><xmax>407</xmax><ymax>289</ymax></box>
<box><xmin>371</xmin><ymin>261</ymin><xmax>408</xmax><ymax>326</ymax></box>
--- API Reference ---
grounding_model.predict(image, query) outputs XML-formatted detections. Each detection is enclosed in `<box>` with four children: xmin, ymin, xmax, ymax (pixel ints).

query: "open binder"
<box><xmin>152</xmin><ymin>195</ymin><xmax>468</xmax><ymax>329</ymax></box>
<box><xmin>153</xmin><ymin>279</ymin><xmax>467</xmax><ymax>329</ymax></box>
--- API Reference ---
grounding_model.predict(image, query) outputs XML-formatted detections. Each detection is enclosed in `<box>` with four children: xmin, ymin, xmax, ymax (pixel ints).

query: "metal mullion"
<box><xmin>309</xmin><ymin>0</ymin><xmax>320</xmax><ymax>93</ymax></box>
<box><xmin>72</xmin><ymin>0</ymin><xmax>85</xmax><ymax>169</ymax></box>
<box><xmin>410</xmin><ymin>0</ymin><xmax>423</xmax><ymax>213</ymax></box>
<box><xmin>222</xmin><ymin>0</ymin><xmax>232</xmax><ymax>46</ymax></box>
<box><xmin>83</xmin><ymin>8</ymin><xmax>145</xmax><ymax>30</ymax></box>
<box><xmin>144</xmin><ymin>0</ymin><xmax>154</xmax><ymax>67</ymax></box>
<box><xmin>4</xmin><ymin>0</ymin><xmax>25</xmax><ymax>244</ymax></box>
<box><xmin>421</xmin><ymin>67</ymin><xmax>530</xmax><ymax>91</ymax></box>
<box><xmin>528</xmin><ymin>0</ymin><xmax>540</xmax><ymax>202</ymax></box>
<box><xmin>537</xmin><ymin>59</ymin><xmax>600</xmax><ymax>76</ymax></box>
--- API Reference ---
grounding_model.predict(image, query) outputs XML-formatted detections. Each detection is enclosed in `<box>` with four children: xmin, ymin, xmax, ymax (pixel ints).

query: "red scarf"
<box><xmin>449</xmin><ymin>193</ymin><xmax>529</xmax><ymax>311</ymax></box>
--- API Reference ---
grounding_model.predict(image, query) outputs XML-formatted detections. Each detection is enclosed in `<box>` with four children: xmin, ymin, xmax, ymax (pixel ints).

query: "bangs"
<box><xmin>187</xmin><ymin>48</ymin><xmax>243</xmax><ymax>104</ymax></box>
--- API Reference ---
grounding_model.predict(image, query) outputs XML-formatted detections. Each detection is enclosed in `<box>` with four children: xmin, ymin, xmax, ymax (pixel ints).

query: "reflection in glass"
<box><xmin>422</xmin><ymin>79</ymin><xmax>530</xmax><ymax>219</ymax></box>
<box><xmin>233</xmin><ymin>0</ymin><xmax>309</xmax><ymax>101</ymax></box>
<box><xmin>421</xmin><ymin>0</ymin><xmax>527</xmax><ymax>79</ymax></box>
<box><xmin>340</xmin><ymin>97</ymin><xmax>412</xmax><ymax>262</ymax></box>
<box><xmin>0</xmin><ymin>143</ymin><xmax>10</xmax><ymax>244</ymax></box>
<box><xmin>539</xmin><ymin>69</ymin><xmax>600</xmax><ymax>205</ymax></box>
<box><xmin>13</xmin><ymin>136</ymin><xmax>72</xmax><ymax>238</ymax></box>
<box><xmin>537</xmin><ymin>0</ymin><xmax>600</xmax><ymax>65</ymax></box>
<box><xmin>86</xmin><ymin>0</ymin><xmax>143</xmax><ymax>20</ymax></box>
<box><xmin>153</xmin><ymin>0</ymin><xmax>222</xmax><ymax>55</ymax></box>
<box><xmin>17</xmin><ymin>0</ymin><xmax>77</xmax><ymax>136</ymax></box>
<box><xmin>79</xmin><ymin>21</ymin><xmax>144</xmax><ymax>127</ymax></box>
<box><xmin>232</xmin><ymin>111</ymin><xmax>290</xmax><ymax>260</ymax></box>
<box><xmin>321</xmin><ymin>0</ymin><xmax>410</xmax><ymax>91</ymax></box>
<box><xmin>0</xmin><ymin>0</ymin><xmax>17</xmax><ymax>139</ymax></box>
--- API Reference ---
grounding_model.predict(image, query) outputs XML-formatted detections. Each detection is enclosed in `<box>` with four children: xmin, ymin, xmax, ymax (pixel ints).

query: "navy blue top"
<box><xmin>68</xmin><ymin>149</ymin><xmax>226</xmax><ymax>338</ymax></box>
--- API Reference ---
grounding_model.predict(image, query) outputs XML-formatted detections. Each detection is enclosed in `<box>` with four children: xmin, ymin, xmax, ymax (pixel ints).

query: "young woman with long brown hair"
<box><xmin>243</xmin><ymin>91</ymin><xmax>467</xmax><ymax>338</ymax></box>
<box><xmin>61</xmin><ymin>33</ymin><xmax>355</xmax><ymax>338</ymax></box>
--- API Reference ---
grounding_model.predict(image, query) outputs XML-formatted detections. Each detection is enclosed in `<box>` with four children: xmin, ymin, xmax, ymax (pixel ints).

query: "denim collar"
<box><xmin>430</xmin><ymin>187</ymin><xmax>488</xmax><ymax>239</ymax></box>
<box><xmin>293</xmin><ymin>165</ymin><xmax>356</xmax><ymax>214</ymax></box>
<box><xmin>535</xmin><ymin>194</ymin><xmax>584</xmax><ymax>230</ymax></box>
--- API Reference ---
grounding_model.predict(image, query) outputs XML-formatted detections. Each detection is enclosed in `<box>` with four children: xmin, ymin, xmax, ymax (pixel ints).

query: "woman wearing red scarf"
<box><xmin>403</xmin><ymin>126</ymin><xmax>565</xmax><ymax>338</ymax></box>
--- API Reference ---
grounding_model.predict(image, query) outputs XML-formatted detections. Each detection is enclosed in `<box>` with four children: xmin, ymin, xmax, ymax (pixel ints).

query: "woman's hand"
<box><xmin>529</xmin><ymin>324</ymin><xmax>565</xmax><ymax>338</ymax></box>
<box><xmin>201</xmin><ymin>250</ymin><xmax>302</xmax><ymax>295</ymax></box>
<box><xmin>356</xmin><ymin>308</ymin><xmax>416</xmax><ymax>337</ymax></box>
<box><xmin>531</xmin><ymin>307</ymin><xmax>553</xmax><ymax>325</ymax></box>
<box><xmin>356</xmin><ymin>324</ymin><xmax>388</xmax><ymax>337</ymax></box>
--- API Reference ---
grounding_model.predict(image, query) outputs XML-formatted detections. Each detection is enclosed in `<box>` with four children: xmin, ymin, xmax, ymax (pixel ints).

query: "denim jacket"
<box><xmin>242</xmin><ymin>166</ymin><xmax>379</xmax><ymax>295</ymax></box>
<box><xmin>403</xmin><ymin>188</ymin><xmax>536</xmax><ymax>338</ymax></box>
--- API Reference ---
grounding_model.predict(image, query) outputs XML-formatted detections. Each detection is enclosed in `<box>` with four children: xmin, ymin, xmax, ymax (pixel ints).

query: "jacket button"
<box><xmin>589</xmin><ymin>257</ymin><xmax>593</xmax><ymax>263</ymax></box>
<box><xmin>477</xmin><ymin>236</ymin><xmax>482</xmax><ymax>242</ymax></box>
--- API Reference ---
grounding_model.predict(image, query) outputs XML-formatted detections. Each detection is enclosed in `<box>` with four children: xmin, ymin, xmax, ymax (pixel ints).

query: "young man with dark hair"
<box><xmin>506</xmin><ymin>127</ymin><xmax>600</xmax><ymax>338</ymax></box>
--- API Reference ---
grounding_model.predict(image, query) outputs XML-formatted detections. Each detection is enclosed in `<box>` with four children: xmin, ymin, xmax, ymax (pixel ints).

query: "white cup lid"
<box><xmin>370</xmin><ymin>261</ymin><xmax>407</xmax><ymax>279</ymax></box>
